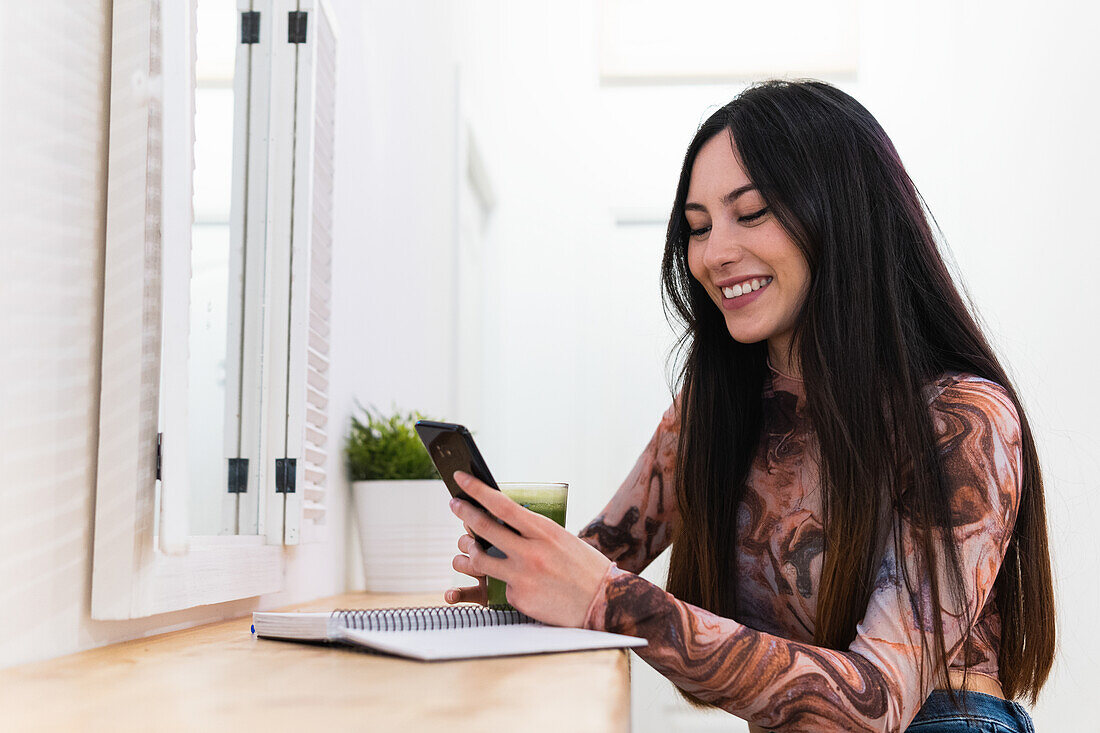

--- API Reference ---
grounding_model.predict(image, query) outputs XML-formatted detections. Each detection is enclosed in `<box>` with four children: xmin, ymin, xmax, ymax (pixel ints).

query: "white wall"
<box><xmin>451</xmin><ymin>1</ymin><xmax>1099</xmax><ymax>730</ymax></box>
<box><xmin>333</xmin><ymin>1</ymin><xmax>462</xmax><ymax>424</ymax></box>
<box><xmin>853</xmin><ymin>4</ymin><xmax>1100</xmax><ymax>729</ymax></box>
<box><xmin>329</xmin><ymin>0</ymin><xmax>470</xmax><ymax>590</ymax></box>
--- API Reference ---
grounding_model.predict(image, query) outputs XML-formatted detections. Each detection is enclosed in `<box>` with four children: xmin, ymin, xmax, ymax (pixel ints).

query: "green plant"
<box><xmin>345</xmin><ymin>403</ymin><xmax>441</xmax><ymax>481</ymax></box>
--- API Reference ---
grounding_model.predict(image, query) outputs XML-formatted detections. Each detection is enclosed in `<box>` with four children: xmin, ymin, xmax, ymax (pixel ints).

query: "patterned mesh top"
<box><xmin>578</xmin><ymin>366</ymin><xmax>1022</xmax><ymax>732</ymax></box>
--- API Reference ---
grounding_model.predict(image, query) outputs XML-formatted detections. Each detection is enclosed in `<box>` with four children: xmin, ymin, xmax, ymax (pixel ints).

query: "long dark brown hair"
<box><xmin>661</xmin><ymin>80</ymin><xmax>1054</xmax><ymax>707</ymax></box>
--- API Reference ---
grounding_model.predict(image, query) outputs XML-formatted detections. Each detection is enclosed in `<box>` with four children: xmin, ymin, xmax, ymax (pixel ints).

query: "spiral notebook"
<box><xmin>251</xmin><ymin>606</ymin><xmax>647</xmax><ymax>661</ymax></box>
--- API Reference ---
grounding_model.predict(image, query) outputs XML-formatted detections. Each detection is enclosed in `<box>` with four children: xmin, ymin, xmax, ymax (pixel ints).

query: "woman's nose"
<box><xmin>702</xmin><ymin>225</ymin><xmax>745</xmax><ymax>270</ymax></box>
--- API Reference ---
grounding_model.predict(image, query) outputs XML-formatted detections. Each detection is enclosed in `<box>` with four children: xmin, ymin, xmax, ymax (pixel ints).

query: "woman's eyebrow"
<box><xmin>684</xmin><ymin>184</ymin><xmax>757</xmax><ymax>212</ymax></box>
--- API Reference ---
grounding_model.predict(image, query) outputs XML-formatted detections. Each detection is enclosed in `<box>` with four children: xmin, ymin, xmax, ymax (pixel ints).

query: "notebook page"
<box><xmin>252</xmin><ymin>612</ymin><xmax>331</xmax><ymax>640</ymax></box>
<box><xmin>335</xmin><ymin>624</ymin><xmax>647</xmax><ymax>661</ymax></box>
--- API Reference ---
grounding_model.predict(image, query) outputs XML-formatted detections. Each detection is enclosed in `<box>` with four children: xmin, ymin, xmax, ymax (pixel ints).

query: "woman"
<box><xmin>445</xmin><ymin>80</ymin><xmax>1055</xmax><ymax>732</ymax></box>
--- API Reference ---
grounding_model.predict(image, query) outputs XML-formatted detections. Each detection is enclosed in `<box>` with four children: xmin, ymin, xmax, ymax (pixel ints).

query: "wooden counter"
<box><xmin>1</xmin><ymin>592</ymin><xmax>632</xmax><ymax>732</ymax></box>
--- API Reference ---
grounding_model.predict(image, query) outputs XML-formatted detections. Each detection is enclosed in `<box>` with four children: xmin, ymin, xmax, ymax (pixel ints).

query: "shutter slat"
<box><xmin>309</xmin><ymin>295</ymin><xmax>331</xmax><ymax>328</ymax></box>
<box><xmin>307</xmin><ymin>364</ymin><xmax>329</xmax><ymax>393</ymax></box>
<box><xmin>306</xmin><ymin>385</ymin><xmax>327</xmax><ymax>410</ymax></box>
<box><xmin>308</xmin><ymin>271</ymin><xmax>331</xmax><ymax>303</ymax></box>
<box><xmin>306</xmin><ymin>406</ymin><xmax>328</xmax><ymax>430</ymax></box>
<box><xmin>307</xmin><ymin>348</ymin><xmax>329</xmax><ymax>375</ymax></box>
<box><xmin>303</xmin><ymin>500</ymin><xmax>325</xmax><ymax>520</ymax></box>
<box><xmin>308</xmin><ymin>328</ymin><xmax>329</xmax><ymax>357</ymax></box>
<box><xmin>305</xmin><ymin>425</ymin><xmax>326</xmax><ymax>447</ymax></box>
<box><xmin>309</xmin><ymin>316</ymin><xmax>330</xmax><ymax>340</ymax></box>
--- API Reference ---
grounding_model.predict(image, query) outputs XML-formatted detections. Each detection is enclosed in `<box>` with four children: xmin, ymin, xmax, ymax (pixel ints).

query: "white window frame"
<box><xmin>91</xmin><ymin>0</ymin><xmax>303</xmax><ymax>619</ymax></box>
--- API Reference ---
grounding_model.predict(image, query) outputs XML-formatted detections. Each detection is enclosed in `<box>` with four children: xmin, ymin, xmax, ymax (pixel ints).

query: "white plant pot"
<box><xmin>352</xmin><ymin>479</ymin><xmax>465</xmax><ymax>593</ymax></box>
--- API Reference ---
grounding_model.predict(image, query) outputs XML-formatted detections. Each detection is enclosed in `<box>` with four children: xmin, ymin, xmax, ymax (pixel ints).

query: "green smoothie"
<box><xmin>486</xmin><ymin>482</ymin><xmax>568</xmax><ymax>609</ymax></box>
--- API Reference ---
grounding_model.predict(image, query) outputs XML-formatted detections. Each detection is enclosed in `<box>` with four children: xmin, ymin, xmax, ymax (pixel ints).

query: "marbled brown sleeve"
<box><xmin>578</xmin><ymin>396</ymin><xmax>680</xmax><ymax>574</ymax></box>
<box><xmin>583</xmin><ymin>377</ymin><xmax>1022</xmax><ymax>732</ymax></box>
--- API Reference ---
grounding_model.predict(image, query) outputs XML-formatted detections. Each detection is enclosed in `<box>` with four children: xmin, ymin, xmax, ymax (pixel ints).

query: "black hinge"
<box><xmin>227</xmin><ymin>458</ymin><xmax>249</xmax><ymax>493</ymax></box>
<box><xmin>288</xmin><ymin>11</ymin><xmax>308</xmax><ymax>43</ymax></box>
<box><xmin>241</xmin><ymin>11</ymin><xmax>260</xmax><ymax>44</ymax></box>
<box><xmin>275</xmin><ymin>458</ymin><xmax>297</xmax><ymax>493</ymax></box>
<box><xmin>156</xmin><ymin>432</ymin><xmax>163</xmax><ymax>480</ymax></box>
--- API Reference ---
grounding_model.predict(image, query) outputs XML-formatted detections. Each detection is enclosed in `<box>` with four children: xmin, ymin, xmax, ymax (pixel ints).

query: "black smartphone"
<box><xmin>414</xmin><ymin>420</ymin><xmax>516</xmax><ymax>555</ymax></box>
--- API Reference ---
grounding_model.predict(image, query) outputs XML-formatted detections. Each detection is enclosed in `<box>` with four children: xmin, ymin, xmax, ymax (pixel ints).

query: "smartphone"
<box><xmin>414</xmin><ymin>420</ymin><xmax>516</xmax><ymax>555</ymax></box>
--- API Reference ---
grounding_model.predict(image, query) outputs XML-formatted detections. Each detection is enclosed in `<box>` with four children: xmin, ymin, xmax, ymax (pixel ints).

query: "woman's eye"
<box><xmin>687</xmin><ymin>208</ymin><xmax>766</xmax><ymax>237</ymax></box>
<box><xmin>738</xmin><ymin>207</ymin><xmax>769</xmax><ymax>224</ymax></box>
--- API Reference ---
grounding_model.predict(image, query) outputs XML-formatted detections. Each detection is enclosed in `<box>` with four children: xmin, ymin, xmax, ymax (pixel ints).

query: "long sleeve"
<box><xmin>578</xmin><ymin>396</ymin><xmax>681</xmax><ymax>574</ymax></box>
<box><xmin>582</xmin><ymin>377</ymin><xmax>1023</xmax><ymax>732</ymax></box>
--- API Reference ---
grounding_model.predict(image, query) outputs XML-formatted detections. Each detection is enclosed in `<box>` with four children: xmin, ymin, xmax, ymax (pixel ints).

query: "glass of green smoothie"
<box><xmin>486</xmin><ymin>482</ymin><xmax>568</xmax><ymax>609</ymax></box>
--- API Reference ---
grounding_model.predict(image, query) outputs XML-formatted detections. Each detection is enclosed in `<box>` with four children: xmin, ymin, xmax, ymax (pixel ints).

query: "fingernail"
<box><xmin>449</xmin><ymin>497</ymin><xmax>460</xmax><ymax>511</ymax></box>
<box><xmin>453</xmin><ymin>470</ymin><xmax>469</xmax><ymax>486</ymax></box>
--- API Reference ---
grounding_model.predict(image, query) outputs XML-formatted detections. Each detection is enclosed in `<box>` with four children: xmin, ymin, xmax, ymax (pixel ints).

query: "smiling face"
<box><xmin>685</xmin><ymin>132</ymin><xmax>811</xmax><ymax>367</ymax></box>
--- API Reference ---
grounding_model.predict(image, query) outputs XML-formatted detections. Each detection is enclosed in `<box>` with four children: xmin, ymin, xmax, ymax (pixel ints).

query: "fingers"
<box><xmin>453</xmin><ymin>471</ymin><xmax>539</xmax><ymax>536</ymax></box>
<box><xmin>452</xmin><ymin>536</ymin><xmax>508</xmax><ymax>580</ymax></box>
<box><xmin>452</xmin><ymin>533</ymin><xmax>499</xmax><ymax>590</ymax></box>
<box><xmin>449</xmin><ymin>496</ymin><xmax>524</xmax><ymax>557</ymax></box>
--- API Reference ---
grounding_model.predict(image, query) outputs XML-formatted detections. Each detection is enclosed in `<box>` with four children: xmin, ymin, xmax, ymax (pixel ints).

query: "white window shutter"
<box><xmin>93</xmin><ymin>0</ymin><xmax>165</xmax><ymax>616</ymax></box>
<box><xmin>223</xmin><ymin>1</ymin><xmax>275</xmax><ymax>537</ymax></box>
<box><xmin>284</xmin><ymin>0</ymin><xmax>337</xmax><ymax>544</ymax></box>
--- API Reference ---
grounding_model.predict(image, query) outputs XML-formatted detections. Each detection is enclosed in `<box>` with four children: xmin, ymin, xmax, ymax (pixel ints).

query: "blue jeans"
<box><xmin>905</xmin><ymin>690</ymin><xmax>1036</xmax><ymax>732</ymax></box>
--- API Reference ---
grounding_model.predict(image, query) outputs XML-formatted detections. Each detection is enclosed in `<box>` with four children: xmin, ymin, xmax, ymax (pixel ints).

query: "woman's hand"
<box><xmin>443</xmin><ymin>470</ymin><xmax>612</xmax><ymax>628</ymax></box>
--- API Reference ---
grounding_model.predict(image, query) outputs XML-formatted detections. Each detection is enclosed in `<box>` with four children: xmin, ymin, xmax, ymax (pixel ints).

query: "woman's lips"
<box><xmin>721</xmin><ymin>279</ymin><xmax>769</xmax><ymax>310</ymax></box>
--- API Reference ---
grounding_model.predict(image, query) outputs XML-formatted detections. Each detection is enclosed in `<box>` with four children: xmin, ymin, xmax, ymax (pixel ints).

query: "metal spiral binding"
<box><xmin>331</xmin><ymin>606</ymin><xmax>536</xmax><ymax>632</ymax></box>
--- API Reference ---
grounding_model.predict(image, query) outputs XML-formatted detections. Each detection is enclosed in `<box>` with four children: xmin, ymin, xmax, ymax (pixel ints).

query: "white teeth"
<box><xmin>722</xmin><ymin>276</ymin><xmax>772</xmax><ymax>299</ymax></box>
